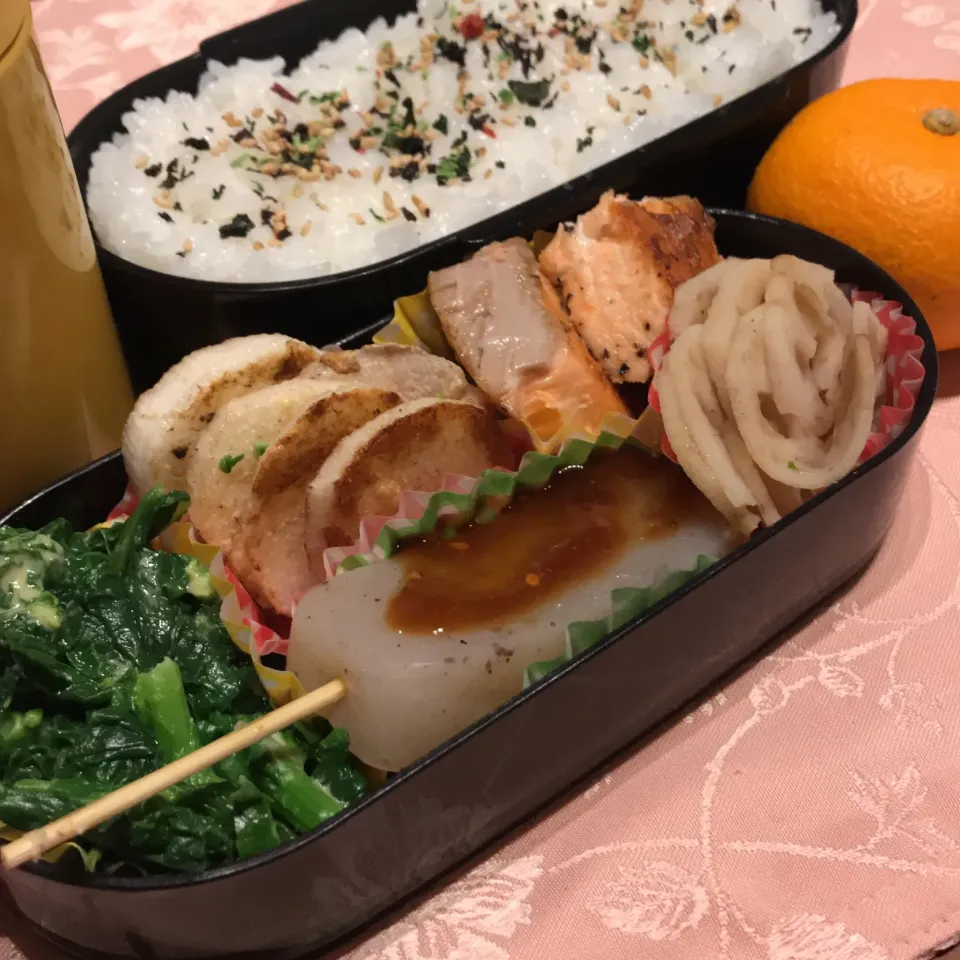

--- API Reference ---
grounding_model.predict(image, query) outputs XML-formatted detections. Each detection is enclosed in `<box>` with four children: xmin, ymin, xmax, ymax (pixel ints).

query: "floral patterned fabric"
<box><xmin>3</xmin><ymin>1</ymin><xmax>960</xmax><ymax>958</ymax></box>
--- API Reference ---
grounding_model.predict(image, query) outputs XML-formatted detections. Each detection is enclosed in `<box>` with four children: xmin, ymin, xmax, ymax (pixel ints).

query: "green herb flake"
<box><xmin>507</xmin><ymin>78</ymin><xmax>551</xmax><ymax>107</ymax></box>
<box><xmin>433</xmin><ymin>114</ymin><xmax>449</xmax><ymax>135</ymax></box>
<box><xmin>218</xmin><ymin>453</ymin><xmax>245</xmax><ymax>474</ymax></box>
<box><xmin>499</xmin><ymin>88</ymin><xmax>516</xmax><ymax>106</ymax></box>
<box><xmin>787</xmin><ymin>461</ymin><xmax>798</xmax><ymax>472</ymax></box>
<box><xmin>632</xmin><ymin>31</ymin><xmax>652</xmax><ymax>54</ymax></box>
<box><xmin>253</xmin><ymin>442</ymin><xmax>269</xmax><ymax>458</ymax></box>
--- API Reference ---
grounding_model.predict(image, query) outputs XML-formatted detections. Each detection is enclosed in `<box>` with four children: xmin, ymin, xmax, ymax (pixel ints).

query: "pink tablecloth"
<box><xmin>5</xmin><ymin>2</ymin><xmax>960</xmax><ymax>959</ymax></box>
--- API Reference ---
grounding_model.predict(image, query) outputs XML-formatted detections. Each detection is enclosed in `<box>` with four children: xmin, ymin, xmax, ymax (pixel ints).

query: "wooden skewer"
<box><xmin>0</xmin><ymin>679</ymin><xmax>346</xmax><ymax>872</ymax></box>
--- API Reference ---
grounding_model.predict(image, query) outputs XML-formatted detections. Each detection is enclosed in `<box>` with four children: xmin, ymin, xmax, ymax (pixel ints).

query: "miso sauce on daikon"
<box><xmin>386</xmin><ymin>446</ymin><xmax>713</xmax><ymax>635</ymax></box>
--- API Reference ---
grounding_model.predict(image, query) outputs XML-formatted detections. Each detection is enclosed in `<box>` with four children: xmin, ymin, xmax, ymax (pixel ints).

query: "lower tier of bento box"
<box><xmin>0</xmin><ymin>210</ymin><xmax>936</xmax><ymax>960</ymax></box>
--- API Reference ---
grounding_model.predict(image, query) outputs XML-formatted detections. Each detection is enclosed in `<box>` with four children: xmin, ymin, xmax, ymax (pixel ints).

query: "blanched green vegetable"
<box><xmin>0</xmin><ymin>488</ymin><xmax>366</xmax><ymax>874</ymax></box>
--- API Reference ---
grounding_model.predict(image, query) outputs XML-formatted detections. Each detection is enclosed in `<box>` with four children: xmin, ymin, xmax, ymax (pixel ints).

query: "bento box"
<box><xmin>0</xmin><ymin>210</ymin><xmax>937</xmax><ymax>960</ymax></box>
<box><xmin>67</xmin><ymin>0</ymin><xmax>857</xmax><ymax>394</ymax></box>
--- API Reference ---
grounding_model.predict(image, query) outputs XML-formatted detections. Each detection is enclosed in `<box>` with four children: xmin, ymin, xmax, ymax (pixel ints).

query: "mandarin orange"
<box><xmin>747</xmin><ymin>79</ymin><xmax>960</xmax><ymax>349</ymax></box>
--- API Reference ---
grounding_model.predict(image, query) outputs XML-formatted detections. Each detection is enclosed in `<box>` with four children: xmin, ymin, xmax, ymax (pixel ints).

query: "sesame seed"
<box><xmin>525</xmin><ymin>573</ymin><xmax>541</xmax><ymax>586</ymax></box>
<box><xmin>153</xmin><ymin>190</ymin><xmax>174</xmax><ymax>209</ymax></box>
<box><xmin>253</xmin><ymin>241</ymin><xmax>265</xmax><ymax>251</ymax></box>
<box><xmin>222</xmin><ymin>111</ymin><xmax>243</xmax><ymax>128</ymax></box>
<box><xmin>713</xmin><ymin>93</ymin><xmax>723</xmax><ymax>107</ymax></box>
<box><xmin>134</xmin><ymin>154</ymin><xmax>149</xmax><ymax>169</ymax></box>
<box><xmin>562</xmin><ymin>80</ymin><xmax>571</xmax><ymax>91</ymax></box>
<box><xmin>300</xmin><ymin>220</ymin><xmax>313</xmax><ymax>237</ymax></box>
<box><xmin>182</xmin><ymin>238</ymin><xmax>193</xmax><ymax>252</ymax></box>
<box><xmin>449</xmin><ymin>541</ymin><xmax>469</xmax><ymax>551</ymax></box>
<box><xmin>412</xmin><ymin>195</ymin><xmax>430</xmax><ymax>217</ymax></box>
<box><xmin>347</xmin><ymin>168</ymin><xmax>362</xmax><ymax>179</ymax></box>
<box><xmin>484</xmin><ymin>169</ymin><xmax>493</xmax><ymax>179</ymax></box>
<box><xmin>373</xmin><ymin>166</ymin><xmax>384</xmax><ymax>184</ymax></box>
<box><xmin>639</xmin><ymin>84</ymin><xmax>652</xmax><ymax>99</ymax></box>
<box><xmin>350</xmin><ymin>213</ymin><xmax>366</xmax><ymax>226</ymax></box>
<box><xmin>607</xmin><ymin>94</ymin><xmax>621</xmax><ymax>110</ymax></box>
<box><xmin>315</xmin><ymin>199</ymin><xmax>329</xmax><ymax>211</ymax></box>
<box><xmin>502</xmin><ymin>115</ymin><xmax>515</xmax><ymax>127</ymax></box>
<box><xmin>251</xmin><ymin>107</ymin><xmax>264</xmax><ymax>118</ymax></box>
<box><xmin>268</xmin><ymin>238</ymin><xmax>283</xmax><ymax>248</ymax></box>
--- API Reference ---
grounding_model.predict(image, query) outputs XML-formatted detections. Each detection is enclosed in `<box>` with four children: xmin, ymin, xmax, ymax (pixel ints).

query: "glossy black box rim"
<box><xmin>2</xmin><ymin>210</ymin><xmax>938</xmax><ymax>908</ymax></box>
<box><xmin>67</xmin><ymin>0</ymin><xmax>858</xmax><ymax>299</ymax></box>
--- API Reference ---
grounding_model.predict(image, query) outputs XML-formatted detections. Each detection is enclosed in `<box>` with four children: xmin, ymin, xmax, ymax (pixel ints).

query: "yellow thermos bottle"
<box><xmin>0</xmin><ymin>0</ymin><xmax>133</xmax><ymax>512</ymax></box>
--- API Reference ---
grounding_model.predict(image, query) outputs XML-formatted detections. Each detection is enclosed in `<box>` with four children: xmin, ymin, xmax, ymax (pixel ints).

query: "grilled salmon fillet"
<box><xmin>539</xmin><ymin>192</ymin><xmax>720</xmax><ymax>384</ymax></box>
<box><xmin>427</xmin><ymin>238</ymin><xmax>627</xmax><ymax>447</ymax></box>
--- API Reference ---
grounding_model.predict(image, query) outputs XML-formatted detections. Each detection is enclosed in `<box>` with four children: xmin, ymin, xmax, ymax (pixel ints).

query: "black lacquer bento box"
<box><xmin>0</xmin><ymin>211</ymin><xmax>938</xmax><ymax>960</ymax></box>
<box><xmin>67</xmin><ymin>0</ymin><xmax>858</xmax><ymax>395</ymax></box>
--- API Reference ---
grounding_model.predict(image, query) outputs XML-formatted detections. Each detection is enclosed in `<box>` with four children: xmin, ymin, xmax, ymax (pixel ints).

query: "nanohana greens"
<box><xmin>0</xmin><ymin>489</ymin><xmax>366</xmax><ymax>875</ymax></box>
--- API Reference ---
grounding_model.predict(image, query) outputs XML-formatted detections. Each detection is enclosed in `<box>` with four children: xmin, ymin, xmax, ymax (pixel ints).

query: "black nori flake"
<box><xmin>232</xmin><ymin>128</ymin><xmax>253</xmax><ymax>143</ymax></box>
<box><xmin>433</xmin><ymin>114</ymin><xmax>449</xmax><ymax>134</ymax></box>
<box><xmin>707</xmin><ymin>13</ymin><xmax>718</xmax><ymax>32</ymax></box>
<box><xmin>467</xmin><ymin>112</ymin><xmax>491</xmax><ymax>131</ymax></box>
<box><xmin>598</xmin><ymin>50</ymin><xmax>612</xmax><ymax>74</ymax></box>
<box><xmin>401</xmin><ymin>206</ymin><xmax>417</xmax><ymax>222</ymax></box>
<box><xmin>182</xmin><ymin>136</ymin><xmax>210</xmax><ymax>150</ymax></box>
<box><xmin>427</xmin><ymin>162</ymin><xmax>438</xmax><ymax>173</ymax></box>
<box><xmin>574</xmin><ymin>32</ymin><xmax>594</xmax><ymax>54</ymax></box>
<box><xmin>507</xmin><ymin>78</ymin><xmax>551</xmax><ymax>107</ymax></box>
<box><xmin>416</xmin><ymin>15</ymin><xmax>424</xmax><ymax>26</ymax></box>
<box><xmin>576</xmin><ymin>134</ymin><xmax>593</xmax><ymax>152</ymax></box>
<box><xmin>524</xmin><ymin>115</ymin><xmax>536</xmax><ymax>127</ymax></box>
<box><xmin>212</xmin><ymin>184</ymin><xmax>226</xmax><ymax>200</ymax></box>
<box><xmin>260</xmin><ymin>208</ymin><xmax>274</xmax><ymax>226</ymax></box>
<box><xmin>293</xmin><ymin>122</ymin><xmax>309</xmax><ymax>140</ymax></box>
<box><xmin>390</xmin><ymin>161</ymin><xmax>421</xmax><ymax>182</ymax></box>
<box><xmin>728</xmin><ymin>63</ymin><xmax>736</xmax><ymax>73</ymax></box>
<box><xmin>481</xmin><ymin>42</ymin><xmax>491</xmax><ymax>67</ymax></box>
<box><xmin>219</xmin><ymin>213</ymin><xmax>256</xmax><ymax>239</ymax></box>
<box><xmin>384</xmin><ymin>68</ymin><xmax>401</xmax><ymax>86</ymax></box>
<box><xmin>555</xmin><ymin>7</ymin><xmax>568</xmax><ymax>18</ymax></box>
<box><xmin>632</xmin><ymin>31</ymin><xmax>651</xmax><ymax>53</ymax></box>
<box><xmin>435</xmin><ymin>37</ymin><xmax>467</xmax><ymax>66</ymax></box>
<box><xmin>276</xmin><ymin>228</ymin><xmax>292</xmax><ymax>241</ymax></box>
<box><xmin>176</xmin><ymin>251</ymin><xmax>187</xmax><ymax>258</ymax></box>
<box><xmin>349</xmin><ymin>134</ymin><xmax>363</xmax><ymax>151</ymax></box>
<box><xmin>158</xmin><ymin>212</ymin><xmax>174</xmax><ymax>222</ymax></box>
<box><xmin>399</xmin><ymin>134</ymin><xmax>426</xmax><ymax>155</ymax></box>
<box><xmin>143</xmin><ymin>162</ymin><xmax>162</xmax><ymax>177</ymax></box>
<box><xmin>173</xmin><ymin>202</ymin><xmax>183</xmax><ymax>212</ymax></box>
<box><xmin>542</xmin><ymin>91</ymin><xmax>559</xmax><ymax>109</ymax></box>
<box><xmin>451</xmin><ymin>130</ymin><xmax>468</xmax><ymax>148</ymax></box>
<box><xmin>684</xmin><ymin>29</ymin><xmax>694</xmax><ymax>41</ymax></box>
<box><xmin>495</xmin><ymin>159</ymin><xmax>505</xmax><ymax>168</ymax></box>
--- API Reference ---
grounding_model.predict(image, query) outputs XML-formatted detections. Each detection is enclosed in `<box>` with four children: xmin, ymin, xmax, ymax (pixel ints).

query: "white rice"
<box><xmin>87</xmin><ymin>0</ymin><xmax>839</xmax><ymax>284</ymax></box>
